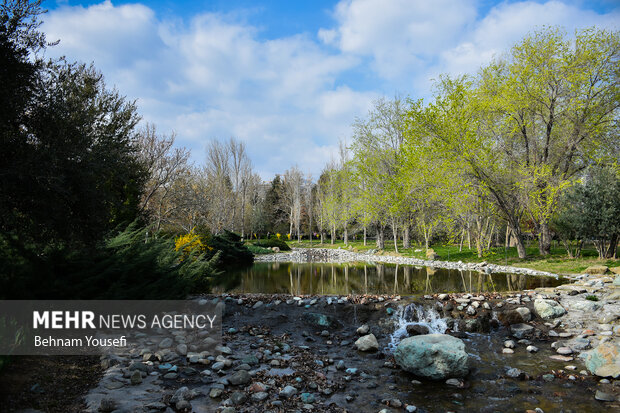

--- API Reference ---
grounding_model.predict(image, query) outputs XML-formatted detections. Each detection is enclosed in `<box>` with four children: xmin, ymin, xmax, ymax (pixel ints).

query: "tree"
<box><xmin>283</xmin><ymin>166</ymin><xmax>304</xmax><ymax>242</ymax></box>
<box><xmin>557</xmin><ymin>165</ymin><xmax>620</xmax><ymax>259</ymax></box>
<box><xmin>136</xmin><ymin>123</ymin><xmax>190</xmax><ymax>232</ymax></box>
<box><xmin>478</xmin><ymin>27</ymin><xmax>620</xmax><ymax>255</ymax></box>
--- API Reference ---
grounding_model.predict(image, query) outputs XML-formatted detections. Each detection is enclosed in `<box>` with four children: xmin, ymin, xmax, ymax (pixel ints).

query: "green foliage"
<box><xmin>585</xmin><ymin>295</ymin><xmax>598</xmax><ymax>301</ymax></box>
<box><xmin>0</xmin><ymin>223</ymin><xmax>220</xmax><ymax>299</ymax></box>
<box><xmin>246</xmin><ymin>244</ymin><xmax>273</xmax><ymax>255</ymax></box>
<box><xmin>254</xmin><ymin>238</ymin><xmax>291</xmax><ymax>251</ymax></box>
<box><xmin>203</xmin><ymin>230</ymin><xmax>254</xmax><ymax>267</ymax></box>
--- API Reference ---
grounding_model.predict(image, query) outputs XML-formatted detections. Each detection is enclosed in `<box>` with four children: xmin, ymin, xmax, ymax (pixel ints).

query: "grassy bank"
<box><xmin>283</xmin><ymin>239</ymin><xmax>619</xmax><ymax>275</ymax></box>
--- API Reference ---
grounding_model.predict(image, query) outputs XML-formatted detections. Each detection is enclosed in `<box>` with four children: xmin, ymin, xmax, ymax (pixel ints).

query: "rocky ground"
<box><xmin>9</xmin><ymin>263</ymin><xmax>620</xmax><ymax>413</ymax></box>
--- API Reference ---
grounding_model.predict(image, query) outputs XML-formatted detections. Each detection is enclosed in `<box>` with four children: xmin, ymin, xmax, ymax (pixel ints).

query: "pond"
<box><xmin>212</xmin><ymin>262</ymin><xmax>566</xmax><ymax>295</ymax></box>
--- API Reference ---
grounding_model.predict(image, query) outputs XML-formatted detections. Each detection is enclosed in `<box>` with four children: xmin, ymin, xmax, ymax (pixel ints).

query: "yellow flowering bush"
<box><xmin>286</xmin><ymin>233</ymin><xmax>291</xmax><ymax>240</ymax></box>
<box><xmin>276</xmin><ymin>233</ymin><xmax>281</xmax><ymax>240</ymax></box>
<box><xmin>175</xmin><ymin>229</ymin><xmax>212</xmax><ymax>260</ymax></box>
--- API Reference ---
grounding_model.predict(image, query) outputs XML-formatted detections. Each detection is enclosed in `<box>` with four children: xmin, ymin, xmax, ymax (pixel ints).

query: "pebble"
<box><xmin>594</xmin><ymin>390</ymin><xmax>616</xmax><ymax>402</ymax></box>
<box><xmin>504</xmin><ymin>340</ymin><xmax>516</xmax><ymax>349</ymax></box>
<box><xmin>526</xmin><ymin>345</ymin><xmax>539</xmax><ymax>353</ymax></box>
<box><xmin>503</xmin><ymin>348</ymin><xmax>514</xmax><ymax>354</ymax></box>
<box><xmin>279</xmin><ymin>385</ymin><xmax>297</xmax><ymax>398</ymax></box>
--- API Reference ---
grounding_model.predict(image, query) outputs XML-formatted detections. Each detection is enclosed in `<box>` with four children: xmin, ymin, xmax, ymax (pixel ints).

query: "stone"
<box><xmin>426</xmin><ymin>249</ymin><xmax>439</xmax><ymax>260</ymax></box>
<box><xmin>394</xmin><ymin>334</ymin><xmax>469</xmax><ymax>380</ymax></box>
<box><xmin>446</xmin><ymin>378</ymin><xmax>462</xmax><ymax>386</ymax></box>
<box><xmin>230</xmin><ymin>391</ymin><xmax>247</xmax><ymax>405</ymax></box>
<box><xmin>516</xmin><ymin>307</ymin><xmax>532</xmax><ymax>322</ymax></box>
<box><xmin>130</xmin><ymin>370</ymin><xmax>142</xmax><ymax>385</ymax></box>
<box><xmin>504</xmin><ymin>340</ymin><xmax>516</xmax><ymax>349</ymax></box>
<box><xmin>594</xmin><ymin>390</ymin><xmax>616</xmax><ymax>402</ymax></box>
<box><xmin>209</xmin><ymin>388</ymin><xmax>223</xmax><ymax>398</ymax></box>
<box><xmin>534</xmin><ymin>299</ymin><xmax>566</xmax><ymax>319</ymax></box>
<box><xmin>406</xmin><ymin>324</ymin><xmax>430</xmax><ymax>336</ymax></box>
<box><xmin>302</xmin><ymin>312</ymin><xmax>337</xmax><ymax>328</ymax></box>
<box><xmin>567</xmin><ymin>300</ymin><xmax>601</xmax><ymax>312</ymax></box>
<box><xmin>355</xmin><ymin>334</ymin><xmax>379</xmax><ymax>352</ymax></box>
<box><xmin>502</xmin><ymin>348</ymin><xmax>514</xmax><ymax>354</ymax></box>
<box><xmin>406</xmin><ymin>406</ymin><xmax>417</xmax><ymax>412</ymax></box>
<box><xmin>609</xmin><ymin>266</ymin><xmax>620</xmax><ymax>275</ymax></box>
<box><xmin>158</xmin><ymin>337</ymin><xmax>173</xmax><ymax>348</ymax></box>
<box><xmin>229</xmin><ymin>370</ymin><xmax>252</xmax><ymax>385</ymax></box>
<box><xmin>549</xmin><ymin>355</ymin><xmax>573</xmax><ymax>362</ymax></box>
<box><xmin>466</xmin><ymin>306</ymin><xmax>476</xmax><ymax>315</ymax></box>
<box><xmin>252</xmin><ymin>301</ymin><xmax>264</xmax><ymax>309</ymax></box>
<box><xmin>252</xmin><ymin>392</ymin><xmax>269</xmax><ymax>401</ymax></box>
<box><xmin>357</xmin><ymin>324</ymin><xmax>370</xmax><ymax>335</ymax></box>
<box><xmin>584</xmin><ymin>265</ymin><xmax>609</xmax><ymax>275</ymax></box>
<box><xmin>510</xmin><ymin>323</ymin><xmax>535</xmax><ymax>339</ymax></box>
<box><xmin>175</xmin><ymin>400</ymin><xmax>191</xmax><ymax>410</ymax></box>
<box><xmin>583</xmin><ymin>342</ymin><xmax>620</xmax><ymax>378</ymax></box>
<box><xmin>506</xmin><ymin>368</ymin><xmax>524</xmax><ymax>378</ymax></box>
<box><xmin>176</xmin><ymin>343</ymin><xmax>188</xmax><ymax>356</ymax></box>
<box><xmin>279</xmin><ymin>385</ymin><xmax>298</xmax><ymax>398</ymax></box>
<box><xmin>99</xmin><ymin>399</ymin><xmax>117</xmax><ymax>412</ymax></box>
<box><xmin>300</xmin><ymin>393</ymin><xmax>316</xmax><ymax>403</ymax></box>
<box><xmin>526</xmin><ymin>345</ymin><xmax>539</xmax><ymax>353</ymax></box>
<box><xmin>556</xmin><ymin>347</ymin><xmax>573</xmax><ymax>355</ymax></box>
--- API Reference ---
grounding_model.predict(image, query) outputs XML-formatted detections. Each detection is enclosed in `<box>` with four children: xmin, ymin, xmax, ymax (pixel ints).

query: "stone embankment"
<box><xmin>255</xmin><ymin>247</ymin><xmax>561</xmax><ymax>278</ymax></box>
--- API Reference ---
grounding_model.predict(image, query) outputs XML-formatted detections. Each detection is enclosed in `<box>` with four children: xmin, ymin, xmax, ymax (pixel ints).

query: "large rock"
<box><xmin>584</xmin><ymin>265</ymin><xmax>609</xmax><ymax>275</ymax></box>
<box><xmin>394</xmin><ymin>334</ymin><xmax>469</xmax><ymax>380</ymax></box>
<box><xmin>302</xmin><ymin>312</ymin><xmax>338</xmax><ymax>328</ymax></box>
<box><xmin>583</xmin><ymin>342</ymin><xmax>620</xmax><ymax>378</ymax></box>
<box><xmin>609</xmin><ymin>266</ymin><xmax>620</xmax><ymax>275</ymax></box>
<box><xmin>534</xmin><ymin>299</ymin><xmax>566</xmax><ymax>319</ymax></box>
<box><xmin>510</xmin><ymin>323</ymin><xmax>534</xmax><ymax>339</ymax></box>
<box><xmin>566</xmin><ymin>299</ymin><xmax>601</xmax><ymax>312</ymax></box>
<box><xmin>354</xmin><ymin>334</ymin><xmax>379</xmax><ymax>352</ymax></box>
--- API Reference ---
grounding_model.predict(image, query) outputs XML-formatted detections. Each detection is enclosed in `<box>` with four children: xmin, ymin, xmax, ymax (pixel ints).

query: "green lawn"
<box><xmin>285</xmin><ymin>239</ymin><xmax>619</xmax><ymax>275</ymax></box>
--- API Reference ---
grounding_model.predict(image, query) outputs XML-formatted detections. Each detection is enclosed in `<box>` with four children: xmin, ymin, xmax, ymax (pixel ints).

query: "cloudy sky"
<box><xmin>41</xmin><ymin>0</ymin><xmax>619</xmax><ymax>178</ymax></box>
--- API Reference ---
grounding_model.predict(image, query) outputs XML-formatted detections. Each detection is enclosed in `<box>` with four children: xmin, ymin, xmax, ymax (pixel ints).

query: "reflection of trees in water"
<box><xmin>221</xmin><ymin>262</ymin><xmax>563</xmax><ymax>295</ymax></box>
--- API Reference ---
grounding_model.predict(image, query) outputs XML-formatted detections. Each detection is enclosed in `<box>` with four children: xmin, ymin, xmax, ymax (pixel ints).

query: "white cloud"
<box><xmin>40</xmin><ymin>0</ymin><xmax>619</xmax><ymax>177</ymax></box>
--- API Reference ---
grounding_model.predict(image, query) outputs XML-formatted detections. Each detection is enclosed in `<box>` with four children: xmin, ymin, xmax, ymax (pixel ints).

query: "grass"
<box><xmin>284</xmin><ymin>238</ymin><xmax>619</xmax><ymax>275</ymax></box>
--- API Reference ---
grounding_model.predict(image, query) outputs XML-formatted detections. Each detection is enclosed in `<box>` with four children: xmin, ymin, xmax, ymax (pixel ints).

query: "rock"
<box><xmin>466</xmin><ymin>306</ymin><xmax>476</xmax><ymax>315</ymax></box>
<box><xmin>549</xmin><ymin>355</ymin><xmax>573</xmax><ymax>362</ymax></box>
<box><xmin>272</xmin><ymin>246</ymin><xmax>280</xmax><ymax>252</ymax></box>
<box><xmin>406</xmin><ymin>324</ymin><xmax>430</xmax><ymax>336</ymax></box>
<box><xmin>229</xmin><ymin>370</ymin><xmax>252</xmax><ymax>385</ymax></box>
<box><xmin>583</xmin><ymin>342</ymin><xmax>620</xmax><ymax>378</ymax></box>
<box><xmin>158</xmin><ymin>337</ymin><xmax>173</xmax><ymax>348</ymax></box>
<box><xmin>252</xmin><ymin>392</ymin><xmax>269</xmax><ymax>402</ymax></box>
<box><xmin>556</xmin><ymin>347</ymin><xmax>573</xmax><ymax>355</ymax></box>
<box><xmin>516</xmin><ymin>307</ymin><xmax>531</xmax><ymax>322</ymax></box>
<box><xmin>510</xmin><ymin>323</ymin><xmax>535</xmax><ymax>339</ymax></box>
<box><xmin>355</xmin><ymin>334</ymin><xmax>379</xmax><ymax>352</ymax></box>
<box><xmin>357</xmin><ymin>324</ymin><xmax>370</xmax><ymax>335</ymax></box>
<box><xmin>175</xmin><ymin>400</ymin><xmax>191</xmax><ymax>410</ymax></box>
<box><xmin>504</xmin><ymin>340</ymin><xmax>516</xmax><ymax>349</ymax></box>
<box><xmin>609</xmin><ymin>266</ymin><xmax>620</xmax><ymax>275</ymax></box>
<box><xmin>445</xmin><ymin>378</ymin><xmax>462</xmax><ymax>387</ymax></box>
<box><xmin>584</xmin><ymin>265</ymin><xmax>609</xmax><ymax>275</ymax></box>
<box><xmin>300</xmin><ymin>393</ymin><xmax>316</xmax><ymax>403</ymax></box>
<box><xmin>506</xmin><ymin>367</ymin><xmax>524</xmax><ymax>378</ymax></box>
<box><xmin>302</xmin><ymin>312</ymin><xmax>337</xmax><ymax>328</ymax></box>
<box><xmin>279</xmin><ymin>385</ymin><xmax>298</xmax><ymax>398</ymax></box>
<box><xmin>230</xmin><ymin>391</ymin><xmax>247</xmax><ymax>405</ymax></box>
<box><xmin>394</xmin><ymin>334</ymin><xmax>469</xmax><ymax>380</ymax></box>
<box><xmin>594</xmin><ymin>390</ymin><xmax>616</xmax><ymax>402</ymax></box>
<box><xmin>252</xmin><ymin>301</ymin><xmax>264</xmax><ymax>309</ymax></box>
<box><xmin>130</xmin><ymin>370</ymin><xmax>142</xmax><ymax>385</ymax></box>
<box><xmin>144</xmin><ymin>402</ymin><xmax>167</xmax><ymax>410</ymax></box>
<box><xmin>176</xmin><ymin>343</ymin><xmax>188</xmax><ymax>356</ymax></box>
<box><xmin>567</xmin><ymin>300</ymin><xmax>601</xmax><ymax>312</ymax></box>
<box><xmin>526</xmin><ymin>345</ymin><xmax>539</xmax><ymax>353</ymax></box>
<box><xmin>534</xmin><ymin>299</ymin><xmax>566</xmax><ymax>319</ymax></box>
<box><xmin>209</xmin><ymin>388</ymin><xmax>223</xmax><ymax>398</ymax></box>
<box><xmin>502</xmin><ymin>348</ymin><xmax>514</xmax><ymax>354</ymax></box>
<box><xmin>406</xmin><ymin>406</ymin><xmax>417</xmax><ymax>412</ymax></box>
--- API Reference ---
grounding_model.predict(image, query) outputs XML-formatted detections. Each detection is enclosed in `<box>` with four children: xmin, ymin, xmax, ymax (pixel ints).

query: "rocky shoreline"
<box><xmin>68</xmin><ymin>268</ymin><xmax>619</xmax><ymax>413</ymax></box>
<box><xmin>255</xmin><ymin>248</ymin><xmax>563</xmax><ymax>279</ymax></box>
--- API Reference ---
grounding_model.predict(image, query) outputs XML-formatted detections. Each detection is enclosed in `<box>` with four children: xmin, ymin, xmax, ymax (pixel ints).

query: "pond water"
<box><xmin>212</xmin><ymin>262</ymin><xmax>566</xmax><ymax>295</ymax></box>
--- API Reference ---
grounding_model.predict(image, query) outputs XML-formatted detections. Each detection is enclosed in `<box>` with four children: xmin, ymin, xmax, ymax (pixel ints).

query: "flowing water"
<box><xmin>387</xmin><ymin>303</ymin><xmax>448</xmax><ymax>352</ymax></box>
<box><xmin>213</xmin><ymin>262</ymin><xmax>566</xmax><ymax>295</ymax></box>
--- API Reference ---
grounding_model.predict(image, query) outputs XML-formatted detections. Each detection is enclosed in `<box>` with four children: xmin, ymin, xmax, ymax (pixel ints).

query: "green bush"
<box><xmin>254</xmin><ymin>238</ymin><xmax>291</xmax><ymax>251</ymax></box>
<box><xmin>247</xmin><ymin>244</ymin><xmax>273</xmax><ymax>255</ymax></box>
<box><xmin>203</xmin><ymin>230</ymin><xmax>254</xmax><ymax>267</ymax></box>
<box><xmin>585</xmin><ymin>295</ymin><xmax>598</xmax><ymax>301</ymax></box>
<box><xmin>0</xmin><ymin>224</ymin><xmax>220</xmax><ymax>300</ymax></box>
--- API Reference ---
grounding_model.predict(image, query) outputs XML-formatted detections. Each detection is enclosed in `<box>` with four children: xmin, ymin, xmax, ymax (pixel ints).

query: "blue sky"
<box><xmin>43</xmin><ymin>0</ymin><xmax>619</xmax><ymax>178</ymax></box>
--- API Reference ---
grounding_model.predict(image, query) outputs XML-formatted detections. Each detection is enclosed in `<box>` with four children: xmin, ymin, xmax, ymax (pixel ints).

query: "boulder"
<box><xmin>354</xmin><ymin>334</ymin><xmax>379</xmax><ymax>352</ymax></box>
<box><xmin>566</xmin><ymin>300</ymin><xmax>601</xmax><ymax>312</ymax></box>
<box><xmin>394</xmin><ymin>334</ymin><xmax>469</xmax><ymax>380</ymax></box>
<box><xmin>584</xmin><ymin>265</ymin><xmax>608</xmax><ymax>275</ymax></box>
<box><xmin>510</xmin><ymin>323</ymin><xmax>534</xmax><ymax>339</ymax></box>
<box><xmin>583</xmin><ymin>342</ymin><xmax>620</xmax><ymax>378</ymax></box>
<box><xmin>609</xmin><ymin>266</ymin><xmax>620</xmax><ymax>275</ymax></box>
<box><xmin>515</xmin><ymin>307</ymin><xmax>531</xmax><ymax>322</ymax></box>
<box><xmin>534</xmin><ymin>299</ymin><xmax>566</xmax><ymax>319</ymax></box>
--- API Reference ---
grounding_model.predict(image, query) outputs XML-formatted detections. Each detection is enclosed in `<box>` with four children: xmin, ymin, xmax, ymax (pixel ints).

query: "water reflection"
<box><xmin>212</xmin><ymin>262</ymin><xmax>566</xmax><ymax>295</ymax></box>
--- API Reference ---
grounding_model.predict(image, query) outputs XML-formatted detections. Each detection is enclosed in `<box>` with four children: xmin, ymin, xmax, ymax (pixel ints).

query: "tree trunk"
<box><xmin>605</xmin><ymin>233</ymin><xmax>618</xmax><ymax>259</ymax></box>
<box><xmin>344</xmin><ymin>226</ymin><xmax>348</xmax><ymax>245</ymax></box>
<box><xmin>459</xmin><ymin>229</ymin><xmax>465</xmax><ymax>252</ymax></box>
<box><xmin>403</xmin><ymin>226</ymin><xmax>410</xmax><ymax>249</ymax></box>
<box><xmin>392</xmin><ymin>223</ymin><xmax>399</xmax><ymax>253</ymax></box>
<box><xmin>331</xmin><ymin>225</ymin><xmax>335</xmax><ymax>245</ymax></box>
<box><xmin>538</xmin><ymin>221</ymin><xmax>552</xmax><ymax>256</ymax></box>
<box><xmin>467</xmin><ymin>226</ymin><xmax>471</xmax><ymax>250</ymax></box>
<box><xmin>320</xmin><ymin>232</ymin><xmax>324</xmax><ymax>244</ymax></box>
<box><xmin>363</xmin><ymin>226</ymin><xmax>367</xmax><ymax>246</ymax></box>
<box><xmin>508</xmin><ymin>221</ymin><xmax>527</xmax><ymax>259</ymax></box>
<box><xmin>376</xmin><ymin>224</ymin><xmax>385</xmax><ymax>250</ymax></box>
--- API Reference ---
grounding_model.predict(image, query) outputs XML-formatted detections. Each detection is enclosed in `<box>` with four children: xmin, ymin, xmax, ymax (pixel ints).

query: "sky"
<box><xmin>41</xmin><ymin>0</ymin><xmax>619</xmax><ymax>178</ymax></box>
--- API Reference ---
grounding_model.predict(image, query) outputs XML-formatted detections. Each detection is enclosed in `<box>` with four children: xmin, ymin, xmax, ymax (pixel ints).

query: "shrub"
<box><xmin>585</xmin><ymin>295</ymin><xmax>598</xmax><ymax>301</ymax></box>
<box><xmin>247</xmin><ymin>245</ymin><xmax>273</xmax><ymax>255</ymax></box>
<box><xmin>255</xmin><ymin>238</ymin><xmax>291</xmax><ymax>251</ymax></box>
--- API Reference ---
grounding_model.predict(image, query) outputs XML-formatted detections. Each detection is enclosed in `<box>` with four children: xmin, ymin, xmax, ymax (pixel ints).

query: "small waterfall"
<box><xmin>387</xmin><ymin>302</ymin><xmax>448</xmax><ymax>353</ymax></box>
